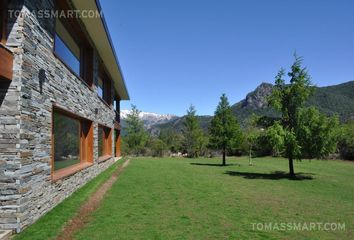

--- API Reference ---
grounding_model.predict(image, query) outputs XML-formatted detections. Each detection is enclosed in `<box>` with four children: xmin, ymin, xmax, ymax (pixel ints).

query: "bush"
<box><xmin>150</xmin><ymin>138</ymin><xmax>168</xmax><ymax>157</ymax></box>
<box><xmin>338</xmin><ymin>121</ymin><xmax>354</xmax><ymax>160</ymax></box>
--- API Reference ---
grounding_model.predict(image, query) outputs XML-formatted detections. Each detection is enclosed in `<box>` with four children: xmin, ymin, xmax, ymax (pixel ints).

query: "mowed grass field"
<box><xmin>72</xmin><ymin>157</ymin><xmax>353</xmax><ymax>240</ymax></box>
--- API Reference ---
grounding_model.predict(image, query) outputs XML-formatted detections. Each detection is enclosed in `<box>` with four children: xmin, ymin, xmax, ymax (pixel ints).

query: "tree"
<box><xmin>124</xmin><ymin>105</ymin><xmax>148</xmax><ymax>156</ymax></box>
<box><xmin>267</xmin><ymin>121</ymin><xmax>286</xmax><ymax>157</ymax></box>
<box><xmin>150</xmin><ymin>137</ymin><xmax>168</xmax><ymax>157</ymax></box>
<box><xmin>159</xmin><ymin>129</ymin><xmax>183</xmax><ymax>153</ymax></box>
<box><xmin>209</xmin><ymin>94</ymin><xmax>242</xmax><ymax>165</ymax></box>
<box><xmin>268</xmin><ymin>55</ymin><xmax>338</xmax><ymax>176</ymax></box>
<box><xmin>182</xmin><ymin>105</ymin><xmax>206</xmax><ymax>158</ymax></box>
<box><xmin>244</xmin><ymin>115</ymin><xmax>262</xmax><ymax>165</ymax></box>
<box><xmin>338</xmin><ymin>121</ymin><xmax>354</xmax><ymax>160</ymax></box>
<box><xmin>296</xmin><ymin>107</ymin><xmax>339</xmax><ymax>159</ymax></box>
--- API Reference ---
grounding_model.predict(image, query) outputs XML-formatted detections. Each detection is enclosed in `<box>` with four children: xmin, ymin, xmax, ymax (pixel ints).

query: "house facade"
<box><xmin>0</xmin><ymin>0</ymin><xmax>129</xmax><ymax>232</ymax></box>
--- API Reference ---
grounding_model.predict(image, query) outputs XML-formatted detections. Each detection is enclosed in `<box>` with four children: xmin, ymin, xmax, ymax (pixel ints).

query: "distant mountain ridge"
<box><xmin>120</xmin><ymin>110</ymin><xmax>177</xmax><ymax>130</ymax></box>
<box><xmin>128</xmin><ymin>80</ymin><xmax>354</xmax><ymax>135</ymax></box>
<box><xmin>231</xmin><ymin>80</ymin><xmax>354</xmax><ymax>122</ymax></box>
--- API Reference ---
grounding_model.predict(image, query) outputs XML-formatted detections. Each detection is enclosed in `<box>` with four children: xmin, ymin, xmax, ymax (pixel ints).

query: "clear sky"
<box><xmin>100</xmin><ymin>0</ymin><xmax>354</xmax><ymax>116</ymax></box>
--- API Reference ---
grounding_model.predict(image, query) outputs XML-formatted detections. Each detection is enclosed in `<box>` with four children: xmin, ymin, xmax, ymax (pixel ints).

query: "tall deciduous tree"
<box><xmin>268</xmin><ymin>56</ymin><xmax>313</xmax><ymax>176</ymax></box>
<box><xmin>209</xmin><ymin>94</ymin><xmax>242</xmax><ymax>165</ymax></box>
<box><xmin>182</xmin><ymin>105</ymin><xmax>206</xmax><ymax>158</ymax></box>
<box><xmin>268</xmin><ymin>55</ymin><xmax>338</xmax><ymax>176</ymax></box>
<box><xmin>296</xmin><ymin>107</ymin><xmax>339</xmax><ymax>159</ymax></box>
<box><xmin>124</xmin><ymin>105</ymin><xmax>148</xmax><ymax>156</ymax></box>
<box><xmin>244</xmin><ymin>114</ymin><xmax>262</xmax><ymax>166</ymax></box>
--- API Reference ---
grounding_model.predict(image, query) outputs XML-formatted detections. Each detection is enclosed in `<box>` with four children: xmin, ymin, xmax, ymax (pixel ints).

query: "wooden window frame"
<box><xmin>114</xmin><ymin>129</ymin><xmax>121</xmax><ymax>157</ymax></box>
<box><xmin>53</xmin><ymin>0</ymin><xmax>93</xmax><ymax>88</ymax></box>
<box><xmin>51</xmin><ymin>105</ymin><xmax>94</xmax><ymax>181</ymax></box>
<box><xmin>98</xmin><ymin>124</ymin><xmax>113</xmax><ymax>162</ymax></box>
<box><xmin>0</xmin><ymin>0</ymin><xmax>8</xmax><ymax>44</ymax></box>
<box><xmin>98</xmin><ymin>64</ymin><xmax>113</xmax><ymax>106</ymax></box>
<box><xmin>0</xmin><ymin>0</ymin><xmax>13</xmax><ymax>82</ymax></box>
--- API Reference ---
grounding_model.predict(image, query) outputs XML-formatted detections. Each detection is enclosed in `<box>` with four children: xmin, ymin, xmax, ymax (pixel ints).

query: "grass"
<box><xmin>14</xmin><ymin>159</ymin><xmax>125</xmax><ymax>240</ymax></box>
<box><xmin>74</xmin><ymin>157</ymin><xmax>354</xmax><ymax>240</ymax></box>
<box><xmin>14</xmin><ymin>157</ymin><xmax>354</xmax><ymax>239</ymax></box>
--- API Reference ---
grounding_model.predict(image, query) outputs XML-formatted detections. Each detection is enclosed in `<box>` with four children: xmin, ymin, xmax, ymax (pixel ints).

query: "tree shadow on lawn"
<box><xmin>190</xmin><ymin>163</ymin><xmax>241</xmax><ymax>167</ymax></box>
<box><xmin>224</xmin><ymin>170</ymin><xmax>315</xmax><ymax>181</ymax></box>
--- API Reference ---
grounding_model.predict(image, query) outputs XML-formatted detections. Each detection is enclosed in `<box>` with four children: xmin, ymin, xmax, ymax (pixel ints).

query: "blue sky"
<box><xmin>100</xmin><ymin>0</ymin><xmax>354</xmax><ymax>116</ymax></box>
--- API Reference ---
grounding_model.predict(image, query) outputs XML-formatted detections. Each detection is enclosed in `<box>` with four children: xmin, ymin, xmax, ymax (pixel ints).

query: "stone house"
<box><xmin>0</xmin><ymin>0</ymin><xmax>129</xmax><ymax>233</ymax></box>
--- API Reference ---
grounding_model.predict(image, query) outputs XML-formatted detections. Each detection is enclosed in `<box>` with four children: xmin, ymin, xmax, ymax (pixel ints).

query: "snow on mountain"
<box><xmin>120</xmin><ymin>110</ymin><xmax>178</xmax><ymax>129</ymax></box>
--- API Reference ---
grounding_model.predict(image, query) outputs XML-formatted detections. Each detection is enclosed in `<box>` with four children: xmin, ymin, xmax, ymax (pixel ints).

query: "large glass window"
<box><xmin>0</xmin><ymin>2</ymin><xmax>3</xmax><ymax>42</ymax></box>
<box><xmin>54</xmin><ymin>0</ymin><xmax>93</xmax><ymax>87</ymax></box>
<box><xmin>114</xmin><ymin>97</ymin><xmax>120</xmax><ymax>122</ymax></box>
<box><xmin>0</xmin><ymin>0</ymin><xmax>9</xmax><ymax>44</ymax></box>
<box><xmin>97</xmin><ymin>77</ymin><xmax>104</xmax><ymax>99</ymax></box>
<box><xmin>54</xmin><ymin>19</ymin><xmax>80</xmax><ymax>76</ymax></box>
<box><xmin>98</xmin><ymin>67</ymin><xmax>112</xmax><ymax>105</ymax></box>
<box><xmin>53</xmin><ymin>112</ymin><xmax>80</xmax><ymax>170</ymax></box>
<box><xmin>52</xmin><ymin>108</ymin><xmax>93</xmax><ymax>175</ymax></box>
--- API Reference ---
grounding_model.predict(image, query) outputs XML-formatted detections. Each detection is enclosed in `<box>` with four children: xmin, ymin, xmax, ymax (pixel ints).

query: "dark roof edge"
<box><xmin>94</xmin><ymin>0</ymin><xmax>130</xmax><ymax>100</ymax></box>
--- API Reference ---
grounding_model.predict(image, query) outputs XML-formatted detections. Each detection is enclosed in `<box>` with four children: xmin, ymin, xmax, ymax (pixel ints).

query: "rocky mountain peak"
<box><xmin>242</xmin><ymin>82</ymin><xmax>273</xmax><ymax>108</ymax></box>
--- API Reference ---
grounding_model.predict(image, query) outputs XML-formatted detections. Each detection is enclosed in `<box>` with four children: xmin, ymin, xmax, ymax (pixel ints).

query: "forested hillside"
<box><xmin>148</xmin><ymin>81</ymin><xmax>354</xmax><ymax>134</ymax></box>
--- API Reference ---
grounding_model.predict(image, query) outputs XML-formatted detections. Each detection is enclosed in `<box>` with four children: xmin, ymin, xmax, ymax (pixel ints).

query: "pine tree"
<box><xmin>182</xmin><ymin>105</ymin><xmax>206</xmax><ymax>158</ymax></box>
<box><xmin>209</xmin><ymin>94</ymin><xmax>242</xmax><ymax>165</ymax></box>
<box><xmin>124</xmin><ymin>105</ymin><xmax>148</xmax><ymax>156</ymax></box>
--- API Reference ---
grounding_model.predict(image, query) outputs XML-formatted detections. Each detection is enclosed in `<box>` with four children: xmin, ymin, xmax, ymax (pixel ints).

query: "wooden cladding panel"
<box><xmin>80</xmin><ymin>120</ymin><xmax>94</xmax><ymax>163</ymax></box>
<box><xmin>0</xmin><ymin>45</ymin><xmax>13</xmax><ymax>81</ymax></box>
<box><xmin>104</xmin><ymin>127</ymin><xmax>112</xmax><ymax>156</ymax></box>
<box><xmin>115</xmin><ymin>130</ymin><xmax>121</xmax><ymax>157</ymax></box>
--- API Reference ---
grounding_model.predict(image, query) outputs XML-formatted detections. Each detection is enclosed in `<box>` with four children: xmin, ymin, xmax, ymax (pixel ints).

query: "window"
<box><xmin>54</xmin><ymin>19</ymin><xmax>81</xmax><ymax>76</ymax></box>
<box><xmin>0</xmin><ymin>0</ymin><xmax>9</xmax><ymax>44</ymax></box>
<box><xmin>98</xmin><ymin>66</ymin><xmax>112</xmax><ymax>105</ymax></box>
<box><xmin>97</xmin><ymin>76</ymin><xmax>104</xmax><ymax>99</ymax></box>
<box><xmin>52</xmin><ymin>107</ymin><xmax>93</xmax><ymax>177</ymax></box>
<box><xmin>98</xmin><ymin>125</ymin><xmax>112</xmax><ymax>158</ymax></box>
<box><xmin>54</xmin><ymin>0</ymin><xmax>93</xmax><ymax>87</ymax></box>
<box><xmin>53</xmin><ymin>112</ymin><xmax>80</xmax><ymax>170</ymax></box>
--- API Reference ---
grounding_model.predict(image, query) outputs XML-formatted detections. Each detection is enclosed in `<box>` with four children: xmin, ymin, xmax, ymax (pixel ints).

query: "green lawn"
<box><xmin>74</xmin><ymin>157</ymin><xmax>353</xmax><ymax>240</ymax></box>
<box><xmin>15</xmin><ymin>157</ymin><xmax>354</xmax><ymax>239</ymax></box>
<box><xmin>14</xmin><ymin>159</ymin><xmax>125</xmax><ymax>240</ymax></box>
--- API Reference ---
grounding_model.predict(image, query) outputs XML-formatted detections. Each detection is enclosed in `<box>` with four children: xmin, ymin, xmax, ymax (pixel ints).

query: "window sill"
<box><xmin>52</xmin><ymin>162</ymin><xmax>93</xmax><ymax>182</ymax></box>
<box><xmin>97</xmin><ymin>155</ymin><xmax>112</xmax><ymax>163</ymax></box>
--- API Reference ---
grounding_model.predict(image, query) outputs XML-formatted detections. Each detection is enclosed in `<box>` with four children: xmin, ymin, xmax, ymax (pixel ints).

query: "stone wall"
<box><xmin>0</xmin><ymin>0</ymin><xmax>119</xmax><ymax>232</ymax></box>
<box><xmin>0</xmin><ymin>0</ymin><xmax>25</xmax><ymax>232</ymax></box>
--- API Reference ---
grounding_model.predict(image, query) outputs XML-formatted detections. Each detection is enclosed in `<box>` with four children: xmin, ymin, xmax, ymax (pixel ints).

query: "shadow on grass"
<box><xmin>190</xmin><ymin>163</ymin><xmax>241</xmax><ymax>167</ymax></box>
<box><xmin>224</xmin><ymin>170</ymin><xmax>314</xmax><ymax>180</ymax></box>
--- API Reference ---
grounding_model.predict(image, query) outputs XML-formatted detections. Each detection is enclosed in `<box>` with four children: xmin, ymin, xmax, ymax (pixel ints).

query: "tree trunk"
<box><xmin>249</xmin><ymin>146</ymin><xmax>252</xmax><ymax>166</ymax></box>
<box><xmin>222</xmin><ymin>147</ymin><xmax>226</xmax><ymax>166</ymax></box>
<box><xmin>289</xmin><ymin>156</ymin><xmax>295</xmax><ymax>177</ymax></box>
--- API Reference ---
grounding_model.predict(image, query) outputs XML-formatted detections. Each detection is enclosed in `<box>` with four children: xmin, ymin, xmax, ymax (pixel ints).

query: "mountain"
<box><xmin>148</xmin><ymin>115</ymin><xmax>212</xmax><ymax>136</ymax></box>
<box><xmin>120</xmin><ymin>110</ymin><xmax>177</xmax><ymax>130</ymax></box>
<box><xmin>231</xmin><ymin>80</ymin><xmax>354</xmax><ymax>123</ymax></box>
<box><xmin>231</xmin><ymin>82</ymin><xmax>280</xmax><ymax>122</ymax></box>
<box><xmin>149</xmin><ymin>80</ymin><xmax>354</xmax><ymax>134</ymax></box>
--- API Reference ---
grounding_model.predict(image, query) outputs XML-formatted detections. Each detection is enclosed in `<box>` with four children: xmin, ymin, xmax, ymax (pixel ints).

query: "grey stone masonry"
<box><xmin>0</xmin><ymin>0</ymin><xmax>120</xmax><ymax>233</ymax></box>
